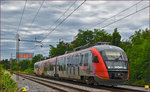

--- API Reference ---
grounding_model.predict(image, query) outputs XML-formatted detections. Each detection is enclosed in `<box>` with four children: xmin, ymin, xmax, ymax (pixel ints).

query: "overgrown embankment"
<box><xmin>0</xmin><ymin>66</ymin><xmax>17</xmax><ymax>92</ymax></box>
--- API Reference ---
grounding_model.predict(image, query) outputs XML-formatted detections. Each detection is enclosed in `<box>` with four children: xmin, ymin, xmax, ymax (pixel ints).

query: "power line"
<box><xmin>31</xmin><ymin>0</ymin><xmax>85</xmax><ymax>50</ymax></box>
<box><xmin>21</xmin><ymin>0</ymin><xmax>77</xmax><ymax>39</ymax></box>
<box><xmin>41</xmin><ymin>0</ymin><xmax>86</xmax><ymax>43</ymax></box>
<box><xmin>88</xmin><ymin>0</ymin><xmax>143</xmax><ymax>30</ymax></box>
<box><xmin>22</xmin><ymin>1</ymin><xmax>77</xmax><ymax>50</ymax></box>
<box><xmin>16</xmin><ymin>0</ymin><xmax>27</xmax><ymax>34</ymax></box>
<box><xmin>28</xmin><ymin>0</ymin><xmax>45</xmax><ymax>30</ymax></box>
<box><xmin>39</xmin><ymin>0</ymin><xmax>78</xmax><ymax>42</ymax></box>
<box><xmin>100</xmin><ymin>5</ymin><xmax>149</xmax><ymax>29</ymax></box>
<box><xmin>43</xmin><ymin>0</ymin><xmax>78</xmax><ymax>33</ymax></box>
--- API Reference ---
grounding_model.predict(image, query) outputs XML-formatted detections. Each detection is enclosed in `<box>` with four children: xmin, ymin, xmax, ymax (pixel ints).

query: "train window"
<box><xmin>74</xmin><ymin>55</ymin><xmax>77</xmax><ymax>65</ymax></box>
<box><xmin>44</xmin><ymin>63</ymin><xmax>47</xmax><ymax>71</ymax></box>
<box><xmin>80</xmin><ymin>54</ymin><xmax>84</xmax><ymax>66</ymax></box>
<box><xmin>93</xmin><ymin>56</ymin><xmax>99</xmax><ymax>63</ymax></box>
<box><xmin>70</xmin><ymin>55</ymin><xmax>74</xmax><ymax>65</ymax></box>
<box><xmin>63</xmin><ymin>59</ymin><xmax>66</xmax><ymax>71</ymax></box>
<box><xmin>76</xmin><ymin>54</ymin><xmax>80</xmax><ymax>65</ymax></box>
<box><xmin>64</xmin><ymin>64</ymin><xmax>66</xmax><ymax>71</ymax></box>
<box><xmin>73</xmin><ymin>55</ymin><xmax>76</xmax><ymax>64</ymax></box>
<box><xmin>84</xmin><ymin>53</ymin><xmax>88</xmax><ymax>66</ymax></box>
<box><xmin>100</xmin><ymin>50</ymin><xmax>126</xmax><ymax>61</ymax></box>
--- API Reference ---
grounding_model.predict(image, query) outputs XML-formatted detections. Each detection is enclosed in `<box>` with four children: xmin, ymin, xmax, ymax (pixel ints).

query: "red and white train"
<box><xmin>34</xmin><ymin>43</ymin><xmax>129</xmax><ymax>86</ymax></box>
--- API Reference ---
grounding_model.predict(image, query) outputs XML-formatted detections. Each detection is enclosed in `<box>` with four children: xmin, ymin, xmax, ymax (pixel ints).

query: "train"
<box><xmin>34</xmin><ymin>42</ymin><xmax>129</xmax><ymax>86</ymax></box>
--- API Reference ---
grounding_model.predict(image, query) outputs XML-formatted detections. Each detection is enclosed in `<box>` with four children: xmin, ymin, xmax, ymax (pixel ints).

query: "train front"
<box><xmin>91</xmin><ymin>45</ymin><xmax>129</xmax><ymax>86</ymax></box>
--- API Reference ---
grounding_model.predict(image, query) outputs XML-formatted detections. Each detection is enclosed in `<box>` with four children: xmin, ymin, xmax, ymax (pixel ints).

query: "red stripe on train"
<box><xmin>91</xmin><ymin>48</ymin><xmax>109</xmax><ymax>79</ymax></box>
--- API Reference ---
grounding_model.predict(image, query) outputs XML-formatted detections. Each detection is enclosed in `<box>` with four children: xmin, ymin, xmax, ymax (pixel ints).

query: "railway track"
<box><xmin>14</xmin><ymin>73</ymin><xmax>147</xmax><ymax>92</ymax></box>
<box><xmin>15</xmin><ymin>73</ymin><xmax>111</xmax><ymax>92</ymax></box>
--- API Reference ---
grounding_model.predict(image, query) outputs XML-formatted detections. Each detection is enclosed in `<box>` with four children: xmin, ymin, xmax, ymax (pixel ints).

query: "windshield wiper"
<box><xmin>115</xmin><ymin>55</ymin><xmax>122</xmax><ymax>60</ymax></box>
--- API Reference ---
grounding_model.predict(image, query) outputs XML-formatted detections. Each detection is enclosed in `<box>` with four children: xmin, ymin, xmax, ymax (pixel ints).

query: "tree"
<box><xmin>93</xmin><ymin>29</ymin><xmax>112</xmax><ymax>43</ymax></box>
<box><xmin>73</xmin><ymin>29</ymin><xmax>94</xmax><ymax>47</ymax></box>
<box><xmin>49</xmin><ymin>41</ymin><xmax>73</xmax><ymax>57</ymax></box>
<box><xmin>19</xmin><ymin>60</ymin><xmax>31</xmax><ymax>71</ymax></box>
<box><xmin>126</xmin><ymin>29</ymin><xmax>149</xmax><ymax>85</ymax></box>
<box><xmin>11</xmin><ymin>60</ymin><xmax>18</xmax><ymax>71</ymax></box>
<box><xmin>30</xmin><ymin>54</ymin><xmax>42</xmax><ymax>68</ymax></box>
<box><xmin>111</xmin><ymin>28</ymin><xmax>121</xmax><ymax>46</ymax></box>
<box><xmin>0</xmin><ymin>59</ymin><xmax>10</xmax><ymax>69</ymax></box>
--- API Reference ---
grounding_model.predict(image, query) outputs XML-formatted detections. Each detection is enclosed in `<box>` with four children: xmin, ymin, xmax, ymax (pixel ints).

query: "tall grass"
<box><xmin>0</xmin><ymin>66</ymin><xmax>17</xmax><ymax>92</ymax></box>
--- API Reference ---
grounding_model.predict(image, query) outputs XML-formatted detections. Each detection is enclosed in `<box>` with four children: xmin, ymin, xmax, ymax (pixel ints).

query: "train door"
<box><xmin>88</xmin><ymin>51</ymin><xmax>93</xmax><ymax>73</ymax></box>
<box><xmin>56</xmin><ymin>58</ymin><xmax>61</xmax><ymax>77</ymax></box>
<box><xmin>80</xmin><ymin>52</ymin><xmax>90</xmax><ymax>74</ymax></box>
<box><xmin>62</xmin><ymin>57</ymin><xmax>67</xmax><ymax>77</ymax></box>
<box><xmin>79</xmin><ymin>54</ymin><xmax>84</xmax><ymax>75</ymax></box>
<box><xmin>70</xmin><ymin>55</ymin><xmax>74</xmax><ymax>76</ymax></box>
<box><xmin>67</xmin><ymin>56</ymin><xmax>71</xmax><ymax>77</ymax></box>
<box><xmin>72</xmin><ymin>54</ymin><xmax>76</xmax><ymax>76</ymax></box>
<box><xmin>61</xmin><ymin>57</ymin><xmax>64</xmax><ymax>75</ymax></box>
<box><xmin>74</xmin><ymin>54</ymin><xmax>80</xmax><ymax>77</ymax></box>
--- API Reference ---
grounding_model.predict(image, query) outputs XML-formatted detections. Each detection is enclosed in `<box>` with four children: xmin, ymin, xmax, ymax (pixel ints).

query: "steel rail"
<box><xmin>14</xmin><ymin>73</ymin><xmax>146</xmax><ymax>92</ymax></box>
<box><xmin>15</xmin><ymin>73</ymin><xmax>90</xmax><ymax>92</ymax></box>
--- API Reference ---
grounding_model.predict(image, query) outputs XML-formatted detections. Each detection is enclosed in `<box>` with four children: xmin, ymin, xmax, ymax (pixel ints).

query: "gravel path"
<box><xmin>12</xmin><ymin>74</ymin><xmax>57</xmax><ymax>92</ymax></box>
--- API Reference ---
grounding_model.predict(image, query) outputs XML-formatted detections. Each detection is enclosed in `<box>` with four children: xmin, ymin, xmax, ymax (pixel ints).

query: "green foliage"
<box><xmin>32</xmin><ymin>54</ymin><xmax>42</xmax><ymax>63</ymax></box>
<box><xmin>111</xmin><ymin>28</ymin><xmax>121</xmax><ymax>46</ymax></box>
<box><xmin>0</xmin><ymin>66</ymin><xmax>17</xmax><ymax>92</ymax></box>
<box><xmin>11</xmin><ymin>60</ymin><xmax>18</xmax><ymax>71</ymax></box>
<box><xmin>24</xmin><ymin>68</ymin><xmax>34</xmax><ymax>74</ymax></box>
<box><xmin>74</xmin><ymin>29</ymin><xmax>94</xmax><ymax>47</ymax></box>
<box><xmin>1</xmin><ymin>59</ymin><xmax>10</xmax><ymax>69</ymax></box>
<box><xmin>93</xmin><ymin>29</ymin><xmax>112</xmax><ymax>43</ymax></box>
<box><xmin>73</xmin><ymin>29</ymin><xmax>112</xmax><ymax>48</ymax></box>
<box><xmin>122</xmin><ymin>29</ymin><xmax>149</xmax><ymax>86</ymax></box>
<box><xmin>19</xmin><ymin>60</ymin><xmax>31</xmax><ymax>71</ymax></box>
<box><xmin>49</xmin><ymin>41</ymin><xmax>73</xmax><ymax>57</ymax></box>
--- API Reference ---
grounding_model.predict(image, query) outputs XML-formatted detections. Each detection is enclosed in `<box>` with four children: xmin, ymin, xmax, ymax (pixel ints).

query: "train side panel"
<box><xmin>56</xmin><ymin>48</ymin><xmax>94</xmax><ymax>81</ymax></box>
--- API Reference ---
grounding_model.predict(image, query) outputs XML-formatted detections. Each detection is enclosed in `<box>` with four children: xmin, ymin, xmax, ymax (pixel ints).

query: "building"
<box><xmin>18</xmin><ymin>52</ymin><xmax>34</xmax><ymax>61</ymax></box>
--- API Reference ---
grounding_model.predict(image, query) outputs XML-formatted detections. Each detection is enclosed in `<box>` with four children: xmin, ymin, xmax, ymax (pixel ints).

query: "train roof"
<box><xmin>93</xmin><ymin>45</ymin><xmax>124</xmax><ymax>52</ymax></box>
<box><xmin>57</xmin><ymin>45</ymin><xmax>124</xmax><ymax>58</ymax></box>
<box><xmin>34</xmin><ymin>57</ymin><xmax>56</xmax><ymax>64</ymax></box>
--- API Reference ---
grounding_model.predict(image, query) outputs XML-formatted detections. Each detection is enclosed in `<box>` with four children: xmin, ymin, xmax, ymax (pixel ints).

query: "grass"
<box><xmin>0</xmin><ymin>67</ymin><xmax>18</xmax><ymax>92</ymax></box>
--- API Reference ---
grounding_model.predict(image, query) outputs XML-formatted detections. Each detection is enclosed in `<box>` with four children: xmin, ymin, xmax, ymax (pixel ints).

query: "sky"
<box><xmin>1</xmin><ymin>0</ymin><xmax>149</xmax><ymax>60</ymax></box>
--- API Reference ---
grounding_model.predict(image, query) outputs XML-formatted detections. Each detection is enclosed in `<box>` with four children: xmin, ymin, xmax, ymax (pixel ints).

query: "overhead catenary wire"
<box><xmin>16</xmin><ymin>0</ymin><xmax>27</xmax><ymax>34</ymax></box>
<box><xmin>100</xmin><ymin>5</ymin><xmax>149</xmax><ymax>29</ymax></box>
<box><xmin>28</xmin><ymin>0</ymin><xmax>45</xmax><ymax>30</ymax></box>
<box><xmin>20</xmin><ymin>0</ymin><xmax>45</xmax><ymax>39</ymax></box>
<box><xmin>41</xmin><ymin>0</ymin><xmax>86</xmax><ymax>43</ymax></box>
<box><xmin>88</xmin><ymin>0</ymin><xmax>143</xmax><ymax>30</ymax></box>
<box><xmin>31</xmin><ymin>0</ymin><xmax>86</xmax><ymax>50</ymax></box>
<box><xmin>29</xmin><ymin>0</ymin><xmax>78</xmax><ymax>50</ymax></box>
<box><xmin>22</xmin><ymin>0</ymin><xmax>77</xmax><ymax>39</ymax></box>
<box><xmin>43</xmin><ymin>0</ymin><xmax>78</xmax><ymax>33</ymax></box>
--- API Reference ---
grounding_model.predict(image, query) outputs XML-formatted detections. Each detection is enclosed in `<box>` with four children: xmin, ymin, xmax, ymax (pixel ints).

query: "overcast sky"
<box><xmin>1</xmin><ymin>0</ymin><xmax>149</xmax><ymax>60</ymax></box>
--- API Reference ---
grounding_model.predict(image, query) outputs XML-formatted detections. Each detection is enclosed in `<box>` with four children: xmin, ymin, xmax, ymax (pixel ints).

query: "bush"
<box><xmin>24</xmin><ymin>68</ymin><xmax>34</xmax><ymax>74</ymax></box>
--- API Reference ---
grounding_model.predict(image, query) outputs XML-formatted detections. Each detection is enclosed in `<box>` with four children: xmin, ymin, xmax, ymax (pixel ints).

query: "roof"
<box><xmin>93</xmin><ymin>45</ymin><xmax>124</xmax><ymax>52</ymax></box>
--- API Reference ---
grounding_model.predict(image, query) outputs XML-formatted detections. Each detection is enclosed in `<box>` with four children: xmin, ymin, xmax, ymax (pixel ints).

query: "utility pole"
<box><xmin>16</xmin><ymin>33</ymin><xmax>20</xmax><ymax>81</ymax></box>
<box><xmin>16</xmin><ymin>33</ymin><xmax>42</xmax><ymax>81</ymax></box>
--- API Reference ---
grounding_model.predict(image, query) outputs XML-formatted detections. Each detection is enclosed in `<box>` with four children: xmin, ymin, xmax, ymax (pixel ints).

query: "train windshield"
<box><xmin>100</xmin><ymin>50</ymin><xmax>128</xmax><ymax>69</ymax></box>
<box><xmin>100</xmin><ymin>50</ymin><xmax>127</xmax><ymax>61</ymax></box>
